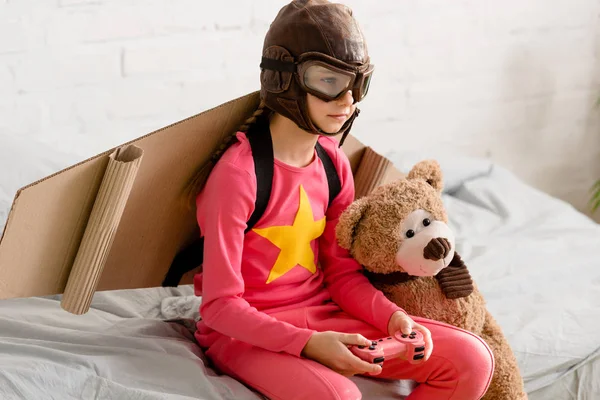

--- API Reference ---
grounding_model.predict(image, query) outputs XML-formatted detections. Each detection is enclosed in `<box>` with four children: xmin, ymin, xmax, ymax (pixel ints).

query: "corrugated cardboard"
<box><xmin>0</xmin><ymin>90</ymin><xmax>403</xmax><ymax>314</ymax></box>
<box><xmin>61</xmin><ymin>145</ymin><xmax>144</xmax><ymax>314</ymax></box>
<box><xmin>354</xmin><ymin>146</ymin><xmax>406</xmax><ymax>199</ymax></box>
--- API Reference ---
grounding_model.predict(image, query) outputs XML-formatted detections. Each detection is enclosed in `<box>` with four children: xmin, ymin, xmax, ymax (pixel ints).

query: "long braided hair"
<box><xmin>184</xmin><ymin>100</ymin><xmax>270</xmax><ymax>207</ymax></box>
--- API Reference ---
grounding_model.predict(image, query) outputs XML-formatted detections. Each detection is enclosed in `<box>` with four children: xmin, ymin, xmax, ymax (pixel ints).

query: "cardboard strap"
<box><xmin>61</xmin><ymin>145</ymin><xmax>143</xmax><ymax>314</ymax></box>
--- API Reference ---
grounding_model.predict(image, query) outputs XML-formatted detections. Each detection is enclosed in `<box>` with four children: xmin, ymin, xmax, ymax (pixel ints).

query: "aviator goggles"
<box><xmin>260</xmin><ymin>52</ymin><xmax>374</xmax><ymax>103</ymax></box>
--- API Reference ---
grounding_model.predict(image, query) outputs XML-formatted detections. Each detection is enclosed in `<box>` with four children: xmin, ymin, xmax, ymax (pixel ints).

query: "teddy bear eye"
<box><xmin>406</xmin><ymin>229</ymin><xmax>415</xmax><ymax>238</ymax></box>
<box><xmin>423</xmin><ymin>218</ymin><xmax>431</xmax><ymax>226</ymax></box>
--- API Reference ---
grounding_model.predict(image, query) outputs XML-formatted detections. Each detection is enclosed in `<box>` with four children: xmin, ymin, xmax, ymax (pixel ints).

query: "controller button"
<box><xmin>415</xmin><ymin>346</ymin><xmax>425</xmax><ymax>352</ymax></box>
<box><xmin>387</xmin><ymin>337</ymin><xmax>392</xmax><ymax>340</ymax></box>
<box><xmin>378</xmin><ymin>339</ymin><xmax>383</xmax><ymax>342</ymax></box>
<box><xmin>371</xmin><ymin>341</ymin><xmax>377</xmax><ymax>345</ymax></box>
<box><xmin>358</xmin><ymin>346</ymin><xmax>365</xmax><ymax>349</ymax></box>
<box><xmin>401</xmin><ymin>334</ymin><xmax>408</xmax><ymax>338</ymax></box>
<box><xmin>413</xmin><ymin>354</ymin><xmax>425</xmax><ymax>360</ymax></box>
<box><xmin>369</xmin><ymin>345</ymin><xmax>376</xmax><ymax>350</ymax></box>
<box><xmin>373</xmin><ymin>356</ymin><xmax>385</xmax><ymax>363</ymax></box>
<box><xmin>411</xmin><ymin>332</ymin><xmax>416</xmax><ymax>335</ymax></box>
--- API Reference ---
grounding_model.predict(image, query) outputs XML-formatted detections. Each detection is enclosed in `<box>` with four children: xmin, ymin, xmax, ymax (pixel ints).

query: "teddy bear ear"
<box><xmin>407</xmin><ymin>159</ymin><xmax>443</xmax><ymax>192</ymax></box>
<box><xmin>336</xmin><ymin>197</ymin><xmax>369</xmax><ymax>251</ymax></box>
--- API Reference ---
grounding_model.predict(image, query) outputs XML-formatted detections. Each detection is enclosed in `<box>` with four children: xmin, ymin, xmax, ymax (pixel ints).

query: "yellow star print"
<box><xmin>253</xmin><ymin>184</ymin><xmax>326</xmax><ymax>284</ymax></box>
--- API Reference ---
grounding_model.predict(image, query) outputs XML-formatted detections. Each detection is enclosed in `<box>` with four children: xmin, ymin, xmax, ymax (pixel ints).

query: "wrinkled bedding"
<box><xmin>0</xmin><ymin>287</ymin><xmax>415</xmax><ymax>400</ymax></box>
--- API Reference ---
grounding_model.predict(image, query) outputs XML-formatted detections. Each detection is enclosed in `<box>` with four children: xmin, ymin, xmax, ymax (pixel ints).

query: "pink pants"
<box><xmin>204</xmin><ymin>303</ymin><xmax>494</xmax><ymax>400</ymax></box>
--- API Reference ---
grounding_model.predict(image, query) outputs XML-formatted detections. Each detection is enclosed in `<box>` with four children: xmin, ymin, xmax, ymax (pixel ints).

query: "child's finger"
<box><xmin>347</xmin><ymin>353</ymin><xmax>382</xmax><ymax>375</ymax></box>
<box><xmin>398</xmin><ymin>316</ymin><xmax>413</xmax><ymax>335</ymax></box>
<box><xmin>339</xmin><ymin>333</ymin><xmax>372</xmax><ymax>347</ymax></box>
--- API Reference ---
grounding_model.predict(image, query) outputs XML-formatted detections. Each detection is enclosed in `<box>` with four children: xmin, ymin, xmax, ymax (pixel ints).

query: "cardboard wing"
<box><xmin>0</xmin><ymin>90</ymin><xmax>402</xmax><ymax>314</ymax></box>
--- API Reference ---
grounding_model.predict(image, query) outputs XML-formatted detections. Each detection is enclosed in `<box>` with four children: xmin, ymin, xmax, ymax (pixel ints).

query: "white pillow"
<box><xmin>383</xmin><ymin>149</ymin><xmax>493</xmax><ymax>194</ymax></box>
<box><xmin>0</xmin><ymin>133</ymin><xmax>81</xmax><ymax>231</ymax></box>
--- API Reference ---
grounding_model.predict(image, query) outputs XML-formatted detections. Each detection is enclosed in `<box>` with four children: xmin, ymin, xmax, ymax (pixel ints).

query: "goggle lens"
<box><xmin>303</xmin><ymin>65</ymin><xmax>353</xmax><ymax>99</ymax></box>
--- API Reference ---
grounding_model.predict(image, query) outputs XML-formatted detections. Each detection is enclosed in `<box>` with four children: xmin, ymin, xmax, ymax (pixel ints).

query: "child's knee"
<box><xmin>466</xmin><ymin>332</ymin><xmax>495</xmax><ymax>376</ymax></box>
<box><xmin>456</xmin><ymin>331</ymin><xmax>495</xmax><ymax>395</ymax></box>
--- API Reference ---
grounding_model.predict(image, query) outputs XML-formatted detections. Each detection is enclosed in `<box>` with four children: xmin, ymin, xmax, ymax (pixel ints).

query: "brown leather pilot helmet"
<box><xmin>259</xmin><ymin>0</ymin><xmax>373</xmax><ymax>145</ymax></box>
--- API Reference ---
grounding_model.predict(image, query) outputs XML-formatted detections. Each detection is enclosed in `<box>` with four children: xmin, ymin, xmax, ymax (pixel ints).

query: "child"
<box><xmin>192</xmin><ymin>1</ymin><xmax>494</xmax><ymax>399</ymax></box>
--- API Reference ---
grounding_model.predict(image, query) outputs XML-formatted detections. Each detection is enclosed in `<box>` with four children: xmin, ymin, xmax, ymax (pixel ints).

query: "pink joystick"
<box><xmin>349</xmin><ymin>330</ymin><xmax>426</xmax><ymax>375</ymax></box>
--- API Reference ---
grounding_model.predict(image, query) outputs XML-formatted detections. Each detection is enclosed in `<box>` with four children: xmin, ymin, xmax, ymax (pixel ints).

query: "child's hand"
<box><xmin>388</xmin><ymin>311</ymin><xmax>433</xmax><ymax>362</ymax></box>
<box><xmin>301</xmin><ymin>331</ymin><xmax>383</xmax><ymax>377</ymax></box>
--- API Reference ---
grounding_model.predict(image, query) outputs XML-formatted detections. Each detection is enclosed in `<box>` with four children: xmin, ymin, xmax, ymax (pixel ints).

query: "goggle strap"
<box><xmin>260</xmin><ymin>57</ymin><xmax>296</xmax><ymax>73</ymax></box>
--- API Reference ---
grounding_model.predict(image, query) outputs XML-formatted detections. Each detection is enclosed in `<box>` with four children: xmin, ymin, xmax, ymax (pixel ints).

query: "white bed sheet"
<box><xmin>0</xmin><ymin>287</ymin><xmax>414</xmax><ymax>400</ymax></box>
<box><xmin>0</xmin><ymin>288</ymin><xmax>253</xmax><ymax>400</ymax></box>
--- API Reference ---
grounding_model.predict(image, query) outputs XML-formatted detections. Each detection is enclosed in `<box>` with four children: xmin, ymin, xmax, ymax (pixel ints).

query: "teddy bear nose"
<box><xmin>423</xmin><ymin>237</ymin><xmax>451</xmax><ymax>261</ymax></box>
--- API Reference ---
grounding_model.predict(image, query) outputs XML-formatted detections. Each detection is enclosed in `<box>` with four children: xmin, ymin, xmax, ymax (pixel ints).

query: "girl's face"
<box><xmin>306</xmin><ymin>90</ymin><xmax>356</xmax><ymax>135</ymax></box>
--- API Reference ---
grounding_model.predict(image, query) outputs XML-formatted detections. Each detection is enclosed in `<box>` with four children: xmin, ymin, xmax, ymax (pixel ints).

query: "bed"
<box><xmin>1</xmin><ymin>133</ymin><xmax>599</xmax><ymax>399</ymax></box>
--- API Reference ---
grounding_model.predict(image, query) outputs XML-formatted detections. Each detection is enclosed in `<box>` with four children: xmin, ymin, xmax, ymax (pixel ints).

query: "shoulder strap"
<box><xmin>315</xmin><ymin>141</ymin><xmax>341</xmax><ymax>208</ymax></box>
<box><xmin>162</xmin><ymin>236</ymin><xmax>204</xmax><ymax>287</ymax></box>
<box><xmin>245</xmin><ymin>117</ymin><xmax>274</xmax><ymax>233</ymax></box>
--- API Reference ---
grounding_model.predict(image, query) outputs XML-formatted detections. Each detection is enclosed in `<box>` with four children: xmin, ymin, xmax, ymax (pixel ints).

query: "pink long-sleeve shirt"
<box><xmin>194</xmin><ymin>132</ymin><xmax>404</xmax><ymax>357</ymax></box>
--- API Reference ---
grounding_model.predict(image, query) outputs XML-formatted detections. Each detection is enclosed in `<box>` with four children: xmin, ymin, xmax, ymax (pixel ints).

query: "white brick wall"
<box><xmin>1</xmin><ymin>0</ymin><xmax>600</xmax><ymax>221</ymax></box>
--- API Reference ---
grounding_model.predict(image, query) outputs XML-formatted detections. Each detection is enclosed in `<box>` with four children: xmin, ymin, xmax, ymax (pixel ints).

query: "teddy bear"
<box><xmin>335</xmin><ymin>159</ymin><xmax>527</xmax><ymax>400</ymax></box>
